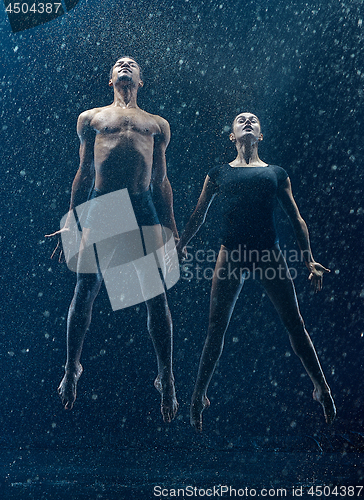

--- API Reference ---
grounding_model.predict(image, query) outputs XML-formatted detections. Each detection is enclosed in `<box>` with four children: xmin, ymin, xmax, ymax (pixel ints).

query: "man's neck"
<box><xmin>112</xmin><ymin>87</ymin><xmax>138</xmax><ymax>108</ymax></box>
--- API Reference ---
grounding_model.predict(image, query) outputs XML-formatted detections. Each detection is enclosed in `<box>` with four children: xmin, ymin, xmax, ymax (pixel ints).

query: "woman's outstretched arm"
<box><xmin>176</xmin><ymin>175</ymin><xmax>218</xmax><ymax>260</ymax></box>
<box><xmin>277</xmin><ymin>177</ymin><xmax>330</xmax><ymax>292</ymax></box>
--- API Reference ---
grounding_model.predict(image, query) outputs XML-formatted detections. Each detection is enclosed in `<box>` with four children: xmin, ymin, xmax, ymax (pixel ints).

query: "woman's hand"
<box><xmin>307</xmin><ymin>261</ymin><xmax>330</xmax><ymax>293</ymax></box>
<box><xmin>45</xmin><ymin>227</ymin><xmax>70</xmax><ymax>262</ymax></box>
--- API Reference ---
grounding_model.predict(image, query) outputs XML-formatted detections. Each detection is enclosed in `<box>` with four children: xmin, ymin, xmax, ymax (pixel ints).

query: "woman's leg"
<box><xmin>259</xmin><ymin>246</ymin><xmax>336</xmax><ymax>424</ymax></box>
<box><xmin>191</xmin><ymin>246</ymin><xmax>246</xmax><ymax>430</ymax></box>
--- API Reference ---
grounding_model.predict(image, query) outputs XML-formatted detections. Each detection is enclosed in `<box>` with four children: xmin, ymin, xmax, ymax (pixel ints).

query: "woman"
<box><xmin>176</xmin><ymin>112</ymin><xmax>336</xmax><ymax>431</ymax></box>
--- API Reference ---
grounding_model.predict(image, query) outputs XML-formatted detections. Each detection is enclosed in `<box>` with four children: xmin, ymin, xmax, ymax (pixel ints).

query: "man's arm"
<box><xmin>68</xmin><ymin>110</ymin><xmax>96</xmax><ymax>214</ymax></box>
<box><xmin>45</xmin><ymin>110</ymin><xmax>95</xmax><ymax>242</ymax></box>
<box><xmin>177</xmin><ymin>175</ymin><xmax>217</xmax><ymax>256</ymax></box>
<box><xmin>278</xmin><ymin>177</ymin><xmax>330</xmax><ymax>291</ymax></box>
<box><xmin>151</xmin><ymin>117</ymin><xmax>179</xmax><ymax>239</ymax></box>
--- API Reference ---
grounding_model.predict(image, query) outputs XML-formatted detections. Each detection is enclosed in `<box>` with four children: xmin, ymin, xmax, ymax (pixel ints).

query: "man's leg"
<box><xmin>58</xmin><ymin>271</ymin><xmax>103</xmax><ymax>409</ymax></box>
<box><xmin>127</xmin><ymin>222</ymin><xmax>178</xmax><ymax>422</ymax></box>
<box><xmin>58</xmin><ymin>227</ymin><xmax>105</xmax><ymax>410</ymax></box>
<box><xmin>145</xmin><ymin>292</ymin><xmax>178</xmax><ymax>423</ymax></box>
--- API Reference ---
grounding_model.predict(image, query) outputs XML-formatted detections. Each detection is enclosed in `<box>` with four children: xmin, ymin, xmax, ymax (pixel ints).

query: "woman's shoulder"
<box><xmin>207</xmin><ymin>164</ymin><xmax>229</xmax><ymax>183</ymax></box>
<box><xmin>269</xmin><ymin>165</ymin><xmax>289</xmax><ymax>182</ymax></box>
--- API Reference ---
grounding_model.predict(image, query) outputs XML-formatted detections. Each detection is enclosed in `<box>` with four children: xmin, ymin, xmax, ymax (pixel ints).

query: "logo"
<box><xmin>60</xmin><ymin>189</ymin><xmax>180</xmax><ymax>311</ymax></box>
<box><xmin>3</xmin><ymin>1</ymin><xmax>80</xmax><ymax>33</ymax></box>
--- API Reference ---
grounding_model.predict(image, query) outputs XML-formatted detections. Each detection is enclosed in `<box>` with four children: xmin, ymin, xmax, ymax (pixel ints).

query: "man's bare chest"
<box><xmin>91</xmin><ymin>109</ymin><xmax>159</xmax><ymax>137</ymax></box>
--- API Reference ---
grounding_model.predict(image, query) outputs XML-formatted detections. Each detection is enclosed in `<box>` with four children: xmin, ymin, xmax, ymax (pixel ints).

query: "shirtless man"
<box><xmin>46</xmin><ymin>57</ymin><xmax>179</xmax><ymax>422</ymax></box>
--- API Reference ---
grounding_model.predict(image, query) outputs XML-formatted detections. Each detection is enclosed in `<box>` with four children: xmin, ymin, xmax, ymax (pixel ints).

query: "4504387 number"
<box><xmin>5</xmin><ymin>3</ymin><xmax>62</xmax><ymax>14</ymax></box>
<box><xmin>307</xmin><ymin>485</ymin><xmax>363</xmax><ymax>496</ymax></box>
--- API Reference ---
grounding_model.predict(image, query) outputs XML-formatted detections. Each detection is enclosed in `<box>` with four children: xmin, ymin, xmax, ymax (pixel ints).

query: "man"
<box><xmin>46</xmin><ymin>57</ymin><xmax>179</xmax><ymax>422</ymax></box>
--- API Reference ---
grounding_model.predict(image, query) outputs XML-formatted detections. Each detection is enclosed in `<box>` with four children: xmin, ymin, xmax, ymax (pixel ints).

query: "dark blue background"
<box><xmin>0</xmin><ymin>0</ymin><xmax>363</xmax><ymax>492</ymax></box>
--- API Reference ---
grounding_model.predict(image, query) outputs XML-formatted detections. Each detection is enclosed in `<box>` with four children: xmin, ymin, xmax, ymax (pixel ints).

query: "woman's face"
<box><xmin>231</xmin><ymin>113</ymin><xmax>262</xmax><ymax>143</ymax></box>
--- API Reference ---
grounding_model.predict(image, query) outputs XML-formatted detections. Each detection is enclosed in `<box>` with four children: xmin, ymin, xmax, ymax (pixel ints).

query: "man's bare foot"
<box><xmin>154</xmin><ymin>375</ymin><xmax>179</xmax><ymax>423</ymax></box>
<box><xmin>313</xmin><ymin>387</ymin><xmax>336</xmax><ymax>424</ymax></box>
<box><xmin>190</xmin><ymin>395</ymin><xmax>210</xmax><ymax>432</ymax></box>
<box><xmin>58</xmin><ymin>363</ymin><xmax>83</xmax><ymax>410</ymax></box>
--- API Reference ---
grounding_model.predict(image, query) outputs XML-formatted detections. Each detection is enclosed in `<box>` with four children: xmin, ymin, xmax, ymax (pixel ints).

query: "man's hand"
<box><xmin>45</xmin><ymin>227</ymin><xmax>70</xmax><ymax>262</ymax></box>
<box><xmin>307</xmin><ymin>261</ymin><xmax>330</xmax><ymax>293</ymax></box>
<box><xmin>175</xmin><ymin>239</ymin><xmax>188</xmax><ymax>263</ymax></box>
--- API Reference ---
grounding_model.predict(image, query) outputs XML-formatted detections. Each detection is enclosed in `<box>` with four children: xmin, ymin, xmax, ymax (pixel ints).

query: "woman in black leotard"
<box><xmin>176</xmin><ymin>112</ymin><xmax>336</xmax><ymax>431</ymax></box>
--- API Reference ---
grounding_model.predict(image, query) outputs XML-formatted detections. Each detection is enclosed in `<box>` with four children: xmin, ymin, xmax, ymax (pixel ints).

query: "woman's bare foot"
<box><xmin>313</xmin><ymin>387</ymin><xmax>336</xmax><ymax>424</ymax></box>
<box><xmin>190</xmin><ymin>395</ymin><xmax>210</xmax><ymax>432</ymax></box>
<box><xmin>58</xmin><ymin>363</ymin><xmax>83</xmax><ymax>410</ymax></box>
<box><xmin>154</xmin><ymin>375</ymin><xmax>179</xmax><ymax>423</ymax></box>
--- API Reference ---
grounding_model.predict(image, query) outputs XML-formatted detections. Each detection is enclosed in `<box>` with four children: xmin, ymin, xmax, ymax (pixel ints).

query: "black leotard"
<box><xmin>208</xmin><ymin>164</ymin><xmax>288</xmax><ymax>250</ymax></box>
